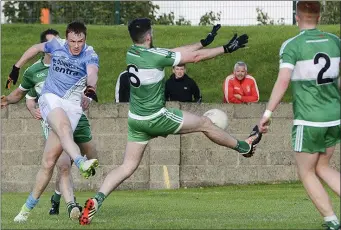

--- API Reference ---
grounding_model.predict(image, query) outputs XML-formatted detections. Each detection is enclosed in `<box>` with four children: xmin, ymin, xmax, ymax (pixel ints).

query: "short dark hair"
<box><xmin>128</xmin><ymin>18</ymin><xmax>152</xmax><ymax>43</ymax></box>
<box><xmin>40</xmin><ymin>28</ymin><xmax>59</xmax><ymax>43</ymax></box>
<box><xmin>66</xmin><ymin>21</ymin><xmax>87</xmax><ymax>38</ymax></box>
<box><xmin>173</xmin><ymin>64</ymin><xmax>186</xmax><ymax>68</ymax></box>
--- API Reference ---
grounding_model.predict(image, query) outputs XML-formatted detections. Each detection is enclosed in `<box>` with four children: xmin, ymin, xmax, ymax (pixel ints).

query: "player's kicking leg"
<box><xmin>46</xmin><ymin>107</ymin><xmax>98</xmax><ymax>177</ymax></box>
<box><xmin>39</xmin><ymin>93</ymin><xmax>98</xmax><ymax>177</ymax></box>
<box><xmin>79</xmin><ymin>142</ymin><xmax>147</xmax><ymax>225</ymax></box>
<box><xmin>179</xmin><ymin>111</ymin><xmax>262</xmax><ymax>156</ymax></box>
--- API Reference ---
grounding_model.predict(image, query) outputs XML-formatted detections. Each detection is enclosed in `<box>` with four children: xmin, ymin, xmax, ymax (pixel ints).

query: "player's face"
<box><xmin>173</xmin><ymin>66</ymin><xmax>185</xmax><ymax>79</ymax></box>
<box><xmin>234</xmin><ymin>66</ymin><xmax>246</xmax><ymax>80</ymax></box>
<box><xmin>67</xmin><ymin>32</ymin><xmax>86</xmax><ymax>56</ymax></box>
<box><xmin>146</xmin><ymin>30</ymin><xmax>154</xmax><ymax>48</ymax></box>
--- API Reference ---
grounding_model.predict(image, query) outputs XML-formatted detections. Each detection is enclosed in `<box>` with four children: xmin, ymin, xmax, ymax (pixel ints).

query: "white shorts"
<box><xmin>38</xmin><ymin>93</ymin><xmax>83</xmax><ymax>131</ymax></box>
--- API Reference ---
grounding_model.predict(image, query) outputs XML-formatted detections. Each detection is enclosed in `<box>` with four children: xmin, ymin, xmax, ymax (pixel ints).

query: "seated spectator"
<box><xmin>165</xmin><ymin>64</ymin><xmax>202</xmax><ymax>103</ymax></box>
<box><xmin>115</xmin><ymin>70</ymin><xmax>130</xmax><ymax>103</ymax></box>
<box><xmin>223</xmin><ymin>61</ymin><xmax>259</xmax><ymax>104</ymax></box>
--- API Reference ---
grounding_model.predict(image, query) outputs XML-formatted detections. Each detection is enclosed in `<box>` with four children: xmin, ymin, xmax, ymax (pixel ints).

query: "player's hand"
<box><xmin>1</xmin><ymin>95</ymin><xmax>8</xmax><ymax>108</ymax></box>
<box><xmin>234</xmin><ymin>94</ymin><xmax>242</xmax><ymax>100</ymax></box>
<box><xmin>28</xmin><ymin>108</ymin><xmax>42</xmax><ymax>120</ymax></box>
<box><xmin>259</xmin><ymin>116</ymin><xmax>272</xmax><ymax>133</ymax></box>
<box><xmin>200</xmin><ymin>24</ymin><xmax>221</xmax><ymax>47</ymax></box>
<box><xmin>6</xmin><ymin>65</ymin><xmax>20</xmax><ymax>89</ymax></box>
<box><xmin>81</xmin><ymin>93</ymin><xmax>92</xmax><ymax>110</ymax></box>
<box><xmin>34</xmin><ymin>108</ymin><xmax>42</xmax><ymax>120</ymax></box>
<box><xmin>84</xmin><ymin>85</ymin><xmax>98</xmax><ymax>102</ymax></box>
<box><xmin>223</xmin><ymin>33</ymin><xmax>248</xmax><ymax>53</ymax></box>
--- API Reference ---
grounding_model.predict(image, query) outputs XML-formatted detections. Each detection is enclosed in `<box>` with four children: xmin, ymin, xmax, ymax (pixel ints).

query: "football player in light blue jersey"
<box><xmin>8</xmin><ymin>21</ymin><xmax>99</xmax><ymax>223</ymax></box>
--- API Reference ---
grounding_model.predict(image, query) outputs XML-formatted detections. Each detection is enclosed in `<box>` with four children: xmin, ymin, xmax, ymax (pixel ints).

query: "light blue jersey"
<box><xmin>41</xmin><ymin>38</ymin><xmax>99</xmax><ymax>102</ymax></box>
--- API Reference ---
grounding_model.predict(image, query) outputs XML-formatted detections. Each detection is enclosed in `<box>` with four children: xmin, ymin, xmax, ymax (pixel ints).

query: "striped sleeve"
<box><xmin>147</xmin><ymin>48</ymin><xmax>181</xmax><ymax>67</ymax></box>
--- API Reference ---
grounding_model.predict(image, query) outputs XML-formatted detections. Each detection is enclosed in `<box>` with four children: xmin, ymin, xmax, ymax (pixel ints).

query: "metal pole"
<box><xmin>114</xmin><ymin>1</ymin><xmax>120</xmax><ymax>25</ymax></box>
<box><xmin>292</xmin><ymin>1</ymin><xmax>296</xmax><ymax>25</ymax></box>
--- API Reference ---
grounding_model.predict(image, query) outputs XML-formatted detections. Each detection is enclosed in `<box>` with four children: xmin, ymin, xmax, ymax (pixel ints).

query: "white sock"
<box><xmin>324</xmin><ymin>215</ymin><xmax>339</xmax><ymax>223</ymax></box>
<box><xmin>55</xmin><ymin>190</ymin><xmax>61</xmax><ymax>195</ymax></box>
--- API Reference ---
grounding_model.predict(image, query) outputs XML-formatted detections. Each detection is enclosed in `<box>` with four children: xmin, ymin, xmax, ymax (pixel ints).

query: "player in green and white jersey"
<box><xmin>80</xmin><ymin>18</ymin><xmax>262</xmax><ymax>225</ymax></box>
<box><xmin>1</xmin><ymin>29</ymin><xmax>97</xmax><ymax>221</ymax></box>
<box><xmin>258</xmin><ymin>2</ymin><xmax>340</xmax><ymax>229</ymax></box>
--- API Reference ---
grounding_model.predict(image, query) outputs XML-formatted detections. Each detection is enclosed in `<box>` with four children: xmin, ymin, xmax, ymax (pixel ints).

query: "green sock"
<box><xmin>94</xmin><ymin>192</ymin><xmax>106</xmax><ymax>209</ymax></box>
<box><xmin>66</xmin><ymin>201</ymin><xmax>76</xmax><ymax>214</ymax></box>
<box><xmin>52</xmin><ymin>191</ymin><xmax>61</xmax><ymax>203</ymax></box>
<box><xmin>233</xmin><ymin>140</ymin><xmax>250</xmax><ymax>153</ymax></box>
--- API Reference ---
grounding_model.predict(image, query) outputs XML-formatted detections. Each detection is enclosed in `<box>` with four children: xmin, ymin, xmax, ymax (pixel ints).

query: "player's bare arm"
<box><xmin>1</xmin><ymin>88</ymin><xmax>26</xmax><ymax>108</ymax></box>
<box><xmin>171</xmin><ymin>24</ymin><xmax>221</xmax><ymax>53</ymax></box>
<box><xmin>6</xmin><ymin>43</ymin><xmax>46</xmax><ymax>89</ymax></box>
<box><xmin>259</xmin><ymin>68</ymin><xmax>292</xmax><ymax>133</ymax></box>
<box><xmin>15</xmin><ymin>43</ymin><xmax>46</xmax><ymax>68</ymax></box>
<box><xmin>179</xmin><ymin>33</ymin><xmax>248</xmax><ymax>65</ymax></box>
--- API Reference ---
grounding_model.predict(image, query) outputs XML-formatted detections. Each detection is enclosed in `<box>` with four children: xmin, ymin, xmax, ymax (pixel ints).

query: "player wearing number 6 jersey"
<box><xmin>80</xmin><ymin>18</ymin><xmax>262</xmax><ymax>225</ymax></box>
<box><xmin>259</xmin><ymin>2</ymin><xmax>340</xmax><ymax>229</ymax></box>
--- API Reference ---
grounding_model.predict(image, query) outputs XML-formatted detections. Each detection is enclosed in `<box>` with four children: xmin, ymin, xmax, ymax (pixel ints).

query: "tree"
<box><xmin>320</xmin><ymin>1</ymin><xmax>340</xmax><ymax>25</ymax></box>
<box><xmin>119</xmin><ymin>1</ymin><xmax>159</xmax><ymax>25</ymax></box>
<box><xmin>256</xmin><ymin>7</ymin><xmax>274</xmax><ymax>25</ymax></box>
<box><xmin>155</xmin><ymin>12</ymin><xmax>175</xmax><ymax>25</ymax></box>
<box><xmin>2</xmin><ymin>1</ymin><xmax>161</xmax><ymax>25</ymax></box>
<box><xmin>3</xmin><ymin>1</ymin><xmax>49</xmax><ymax>23</ymax></box>
<box><xmin>176</xmin><ymin>16</ymin><xmax>191</xmax><ymax>26</ymax></box>
<box><xmin>199</xmin><ymin>11</ymin><xmax>221</xmax><ymax>26</ymax></box>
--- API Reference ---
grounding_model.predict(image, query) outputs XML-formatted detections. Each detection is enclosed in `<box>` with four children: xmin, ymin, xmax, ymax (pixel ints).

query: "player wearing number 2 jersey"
<box><xmin>259</xmin><ymin>2</ymin><xmax>340</xmax><ymax>229</ymax></box>
<box><xmin>80</xmin><ymin>18</ymin><xmax>263</xmax><ymax>225</ymax></box>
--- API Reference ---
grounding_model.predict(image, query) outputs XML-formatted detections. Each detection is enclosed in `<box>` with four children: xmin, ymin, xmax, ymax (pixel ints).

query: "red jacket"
<box><xmin>223</xmin><ymin>74</ymin><xmax>259</xmax><ymax>104</ymax></box>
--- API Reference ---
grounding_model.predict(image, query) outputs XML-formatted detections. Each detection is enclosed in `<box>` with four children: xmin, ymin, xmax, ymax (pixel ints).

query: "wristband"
<box><xmin>263</xmin><ymin>109</ymin><xmax>272</xmax><ymax>118</ymax></box>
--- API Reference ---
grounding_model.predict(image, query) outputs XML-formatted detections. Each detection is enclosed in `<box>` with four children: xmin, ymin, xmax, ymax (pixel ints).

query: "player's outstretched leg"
<box><xmin>242</xmin><ymin>125</ymin><xmax>262</xmax><ymax>158</ymax></box>
<box><xmin>179</xmin><ymin>111</ymin><xmax>262</xmax><ymax>157</ymax></box>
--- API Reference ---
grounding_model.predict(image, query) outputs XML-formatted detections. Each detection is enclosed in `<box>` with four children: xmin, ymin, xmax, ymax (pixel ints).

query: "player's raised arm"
<box><xmin>6</xmin><ymin>42</ymin><xmax>46</xmax><ymax>89</ymax></box>
<box><xmin>178</xmin><ymin>33</ymin><xmax>248</xmax><ymax>64</ymax></box>
<box><xmin>171</xmin><ymin>24</ymin><xmax>221</xmax><ymax>53</ymax></box>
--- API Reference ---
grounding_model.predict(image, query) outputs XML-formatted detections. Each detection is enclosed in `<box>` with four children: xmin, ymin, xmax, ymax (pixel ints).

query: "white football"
<box><xmin>203</xmin><ymin>109</ymin><xmax>228</xmax><ymax>130</ymax></box>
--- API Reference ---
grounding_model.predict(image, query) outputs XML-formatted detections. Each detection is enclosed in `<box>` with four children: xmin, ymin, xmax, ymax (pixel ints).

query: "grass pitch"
<box><xmin>2</xmin><ymin>183</ymin><xmax>340</xmax><ymax>229</ymax></box>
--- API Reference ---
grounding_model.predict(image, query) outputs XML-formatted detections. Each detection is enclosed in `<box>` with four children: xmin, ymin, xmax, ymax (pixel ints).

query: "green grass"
<box><xmin>1</xmin><ymin>24</ymin><xmax>340</xmax><ymax>103</ymax></box>
<box><xmin>2</xmin><ymin>183</ymin><xmax>340</xmax><ymax>229</ymax></box>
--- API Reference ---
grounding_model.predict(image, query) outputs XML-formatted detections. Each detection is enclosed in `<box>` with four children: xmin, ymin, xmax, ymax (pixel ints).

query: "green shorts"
<box><xmin>292</xmin><ymin>125</ymin><xmax>340</xmax><ymax>153</ymax></box>
<box><xmin>128</xmin><ymin>108</ymin><xmax>183</xmax><ymax>143</ymax></box>
<box><xmin>41</xmin><ymin>113</ymin><xmax>92</xmax><ymax>143</ymax></box>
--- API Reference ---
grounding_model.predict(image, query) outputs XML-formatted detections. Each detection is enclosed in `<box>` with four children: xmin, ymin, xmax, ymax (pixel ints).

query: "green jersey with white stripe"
<box><xmin>280</xmin><ymin>29</ymin><xmax>340</xmax><ymax>127</ymax></box>
<box><xmin>19</xmin><ymin>57</ymin><xmax>49</xmax><ymax>100</ymax></box>
<box><xmin>126</xmin><ymin>45</ymin><xmax>181</xmax><ymax>116</ymax></box>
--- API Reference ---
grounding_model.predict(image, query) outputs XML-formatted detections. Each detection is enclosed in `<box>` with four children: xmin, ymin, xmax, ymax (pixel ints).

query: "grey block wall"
<box><xmin>1</xmin><ymin>102</ymin><xmax>339</xmax><ymax>192</ymax></box>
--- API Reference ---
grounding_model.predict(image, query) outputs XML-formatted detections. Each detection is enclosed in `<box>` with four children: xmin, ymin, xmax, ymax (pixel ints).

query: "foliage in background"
<box><xmin>199</xmin><ymin>11</ymin><xmax>221</xmax><ymax>26</ymax></box>
<box><xmin>256</xmin><ymin>8</ymin><xmax>285</xmax><ymax>25</ymax></box>
<box><xmin>320</xmin><ymin>1</ymin><xmax>340</xmax><ymax>25</ymax></box>
<box><xmin>3</xmin><ymin>1</ymin><xmax>206</xmax><ymax>26</ymax></box>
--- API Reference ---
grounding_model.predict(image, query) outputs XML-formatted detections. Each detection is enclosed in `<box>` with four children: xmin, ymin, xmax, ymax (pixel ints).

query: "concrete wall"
<box><xmin>1</xmin><ymin>102</ymin><xmax>339</xmax><ymax>192</ymax></box>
